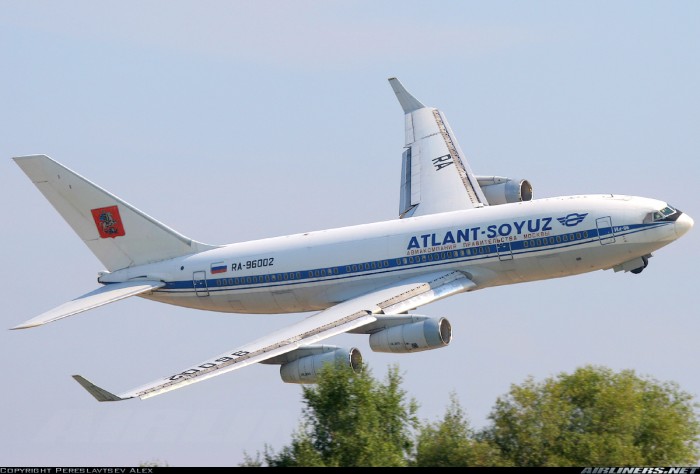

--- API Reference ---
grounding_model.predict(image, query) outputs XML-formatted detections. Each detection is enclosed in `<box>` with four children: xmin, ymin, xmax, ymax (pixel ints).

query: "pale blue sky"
<box><xmin>2</xmin><ymin>1</ymin><xmax>699</xmax><ymax>466</ymax></box>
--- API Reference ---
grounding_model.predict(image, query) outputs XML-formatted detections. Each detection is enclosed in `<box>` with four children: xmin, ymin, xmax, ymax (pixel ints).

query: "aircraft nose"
<box><xmin>675</xmin><ymin>213</ymin><xmax>694</xmax><ymax>238</ymax></box>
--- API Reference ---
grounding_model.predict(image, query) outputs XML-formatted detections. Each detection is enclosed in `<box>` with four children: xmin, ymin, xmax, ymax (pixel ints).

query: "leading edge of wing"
<box><xmin>10</xmin><ymin>280</ymin><xmax>165</xmax><ymax>330</ymax></box>
<box><xmin>74</xmin><ymin>270</ymin><xmax>476</xmax><ymax>402</ymax></box>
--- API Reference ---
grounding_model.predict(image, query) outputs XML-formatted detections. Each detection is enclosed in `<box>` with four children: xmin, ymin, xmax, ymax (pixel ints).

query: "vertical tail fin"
<box><xmin>14</xmin><ymin>155</ymin><xmax>217</xmax><ymax>271</ymax></box>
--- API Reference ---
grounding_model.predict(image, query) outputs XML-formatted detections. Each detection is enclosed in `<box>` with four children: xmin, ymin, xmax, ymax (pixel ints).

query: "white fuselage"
<box><xmin>100</xmin><ymin>194</ymin><xmax>684</xmax><ymax>314</ymax></box>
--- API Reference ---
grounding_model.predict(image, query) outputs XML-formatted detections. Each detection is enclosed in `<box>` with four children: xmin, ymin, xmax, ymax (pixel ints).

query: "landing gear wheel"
<box><xmin>631</xmin><ymin>255</ymin><xmax>649</xmax><ymax>274</ymax></box>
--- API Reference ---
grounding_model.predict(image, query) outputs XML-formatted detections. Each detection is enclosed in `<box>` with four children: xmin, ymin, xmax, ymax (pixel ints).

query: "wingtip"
<box><xmin>10</xmin><ymin>322</ymin><xmax>39</xmax><ymax>330</ymax></box>
<box><xmin>10</xmin><ymin>315</ymin><xmax>53</xmax><ymax>330</ymax></box>
<box><xmin>72</xmin><ymin>375</ymin><xmax>127</xmax><ymax>402</ymax></box>
<box><xmin>12</xmin><ymin>154</ymin><xmax>50</xmax><ymax>162</ymax></box>
<box><xmin>388</xmin><ymin>77</ymin><xmax>425</xmax><ymax>113</ymax></box>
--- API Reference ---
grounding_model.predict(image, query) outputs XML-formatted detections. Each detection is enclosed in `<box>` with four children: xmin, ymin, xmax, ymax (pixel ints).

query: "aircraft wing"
<box><xmin>11</xmin><ymin>280</ymin><xmax>165</xmax><ymax>329</ymax></box>
<box><xmin>389</xmin><ymin>77</ymin><xmax>489</xmax><ymax>218</ymax></box>
<box><xmin>73</xmin><ymin>270</ymin><xmax>475</xmax><ymax>401</ymax></box>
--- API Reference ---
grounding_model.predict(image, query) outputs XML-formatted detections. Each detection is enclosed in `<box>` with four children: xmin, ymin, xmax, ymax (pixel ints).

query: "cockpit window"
<box><xmin>660</xmin><ymin>206</ymin><xmax>676</xmax><ymax>217</ymax></box>
<box><xmin>650</xmin><ymin>205</ymin><xmax>682</xmax><ymax>222</ymax></box>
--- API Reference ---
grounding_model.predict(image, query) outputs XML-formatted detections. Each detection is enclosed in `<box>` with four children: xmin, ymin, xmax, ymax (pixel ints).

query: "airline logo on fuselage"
<box><xmin>407</xmin><ymin>217</ymin><xmax>555</xmax><ymax>250</ymax></box>
<box><xmin>557</xmin><ymin>213</ymin><xmax>588</xmax><ymax>227</ymax></box>
<box><xmin>406</xmin><ymin>212</ymin><xmax>592</xmax><ymax>250</ymax></box>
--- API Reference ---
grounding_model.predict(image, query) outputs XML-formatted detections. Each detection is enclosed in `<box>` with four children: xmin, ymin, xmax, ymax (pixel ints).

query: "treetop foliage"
<box><xmin>259</xmin><ymin>363</ymin><xmax>418</xmax><ymax>467</ymax></box>
<box><xmin>243</xmin><ymin>364</ymin><xmax>700</xmax><ymax>467</ymax></box>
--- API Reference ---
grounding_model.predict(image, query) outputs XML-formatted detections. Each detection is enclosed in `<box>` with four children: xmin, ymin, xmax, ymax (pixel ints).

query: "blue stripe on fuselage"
<box><xmin>158</xmin><ymin>222</ymin><xmax>669</xmax><ymax>294</ymax></box>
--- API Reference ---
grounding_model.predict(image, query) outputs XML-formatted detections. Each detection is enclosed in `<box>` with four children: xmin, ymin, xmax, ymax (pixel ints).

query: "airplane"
<box><xmin>11</xmin><ymin>77</ymin><xmax>693</xmax><ymax>402</ymax></box>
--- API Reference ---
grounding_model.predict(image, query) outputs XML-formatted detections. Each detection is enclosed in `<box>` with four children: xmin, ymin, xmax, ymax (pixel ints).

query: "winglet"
<box><xmin>72</xmin><ymin>375</ymin><xmax>128</xmax><ymax>402</ymax></box>
<box><xmin>388</xmin><ymin>77</ymin><xmax>425</xmax><ymax>113</ymax></box>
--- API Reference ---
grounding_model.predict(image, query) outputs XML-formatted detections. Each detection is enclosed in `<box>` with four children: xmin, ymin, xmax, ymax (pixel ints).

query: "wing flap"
<box><xmin>378</xmin><ymin>270</ymin><xmax>476</xmax><ymax>314</ymax></box>
<box><xmin>74</xmin><ymin>270</ymin><xmax>475</xmax><ymax>401</ymax></box>
<box><xmin>11</xmin><ymin>280</ymin><xmax>165</xmax><ymax>329</ymax></box>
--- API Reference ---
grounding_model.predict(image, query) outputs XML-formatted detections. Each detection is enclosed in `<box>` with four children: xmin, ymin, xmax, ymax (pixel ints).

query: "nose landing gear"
<box><xmin>630</xmin><ymin>255</ymin><xmax>649</xmax><ymax>274</ymax></box>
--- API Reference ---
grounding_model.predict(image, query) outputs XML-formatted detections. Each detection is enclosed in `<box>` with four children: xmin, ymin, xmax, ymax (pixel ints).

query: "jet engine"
<box><xmin>369</xmin><ymin>316</ymin><xmax>452</xmax><ymax>353</ymax></box>
<box><xmin>476</xmin><ymin>176</ymin><xmax>533</xmax><ymax>205</ymax></box>
<box><xmin>260</xmin><ymin>345</ymin><xmax>363</xmax><ymax>384</ymax></box>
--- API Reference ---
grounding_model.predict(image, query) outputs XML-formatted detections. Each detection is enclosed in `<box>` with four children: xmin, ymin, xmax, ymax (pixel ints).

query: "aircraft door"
<box><xmin>496</xmin><ymin>242</ymin><xmax>513</xmax><ymax>261</ymax></box>
<box><xmin>193</xmin><ymin>271</ymin><xmax>209</xmax><ymax>297</ymax></box>
<box><xmin>596</xmin><ymin>216</ymin><xmax>616</xmax><ymax>245</ymax></box>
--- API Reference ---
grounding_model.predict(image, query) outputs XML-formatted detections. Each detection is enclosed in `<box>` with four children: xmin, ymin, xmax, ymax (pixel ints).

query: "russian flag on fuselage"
<box><xmin>211</xmin><ymin>262</ymin><xmax>227</xmax><ymax>274</ymax></box>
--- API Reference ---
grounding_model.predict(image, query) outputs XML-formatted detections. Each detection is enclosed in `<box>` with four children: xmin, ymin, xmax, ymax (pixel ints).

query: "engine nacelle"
<box><xmin>476</xmin><ymin>176</ymin><xmax>533</xmax><ymax>205</ymax></box>
<box><xmin>279</xmin><ymin>346</ymin><xmax>363</xmax><ymax>384</ymax></box>
<box><xmin>369</xmin><ymin>317</ymin><xmax>452</xmax><ymax>353</ymax></box>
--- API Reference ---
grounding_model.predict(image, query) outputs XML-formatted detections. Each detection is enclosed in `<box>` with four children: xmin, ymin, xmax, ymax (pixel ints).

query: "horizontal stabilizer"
<box><xmin>11</xmin><ymin>280</ymin><xmax>165</xmax><ymax>329</ymax></box>
<box><xmin>72</xmin><ymin>375</ymin><xmax>128</xmax><ymax>402</ymax></box>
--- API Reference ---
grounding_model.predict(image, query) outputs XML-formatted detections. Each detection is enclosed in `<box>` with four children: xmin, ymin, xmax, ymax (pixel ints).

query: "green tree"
<box><xmin>413</xmin><ymin>392</ymin><xmax>507</xmax><ymax>467</ymax></box>
<box><xmin>483</xmin><ymin>365</ymin><xmax>700</xmax><ymax>466</ymax></box>
<box><xmin>242</xmin><ymin>363</ymin><xmax>699</xmax><ymax>467</ymax></box>
<box><xmin>253</xmin><ymin>362</ymin><xmax>419</xmax><ymax>467</ymax></box>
